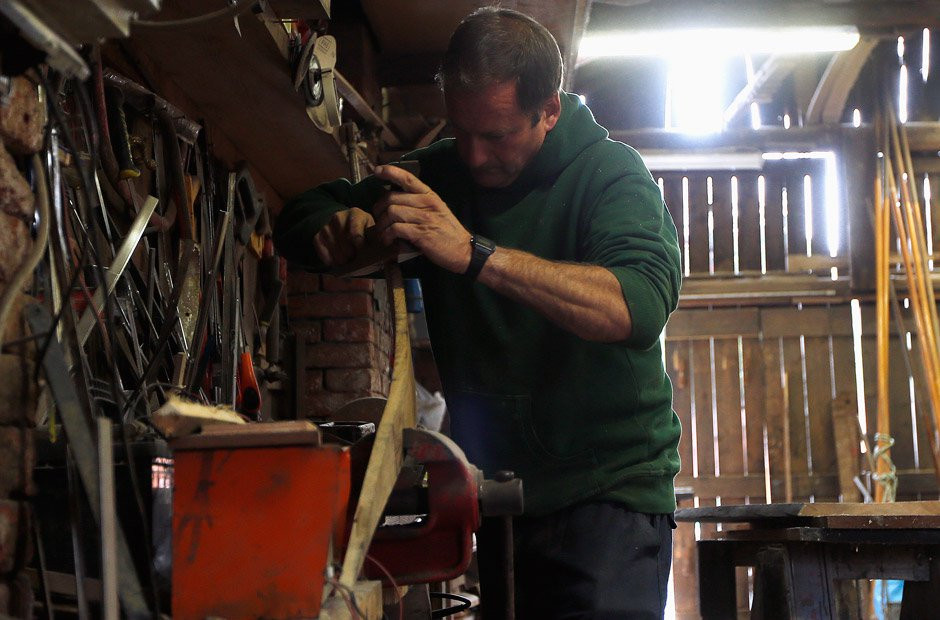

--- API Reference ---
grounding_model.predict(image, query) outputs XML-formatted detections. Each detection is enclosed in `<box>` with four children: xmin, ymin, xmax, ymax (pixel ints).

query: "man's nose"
<box><xmin>464</xmin><ymin>137</ymin><xmax>489</xmax><ymax>168</ymax></box>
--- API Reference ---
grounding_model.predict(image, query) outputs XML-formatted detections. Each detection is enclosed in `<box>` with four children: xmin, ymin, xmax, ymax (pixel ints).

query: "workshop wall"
<box><xmin>288</xmin><ymin>272</ymin><xmax>393</xmax><ymax>419</ymax></box>
<box><xmin>0</xmin><ymin>75</ymin><xmax>43</xmax><ymax>617</ymax></box>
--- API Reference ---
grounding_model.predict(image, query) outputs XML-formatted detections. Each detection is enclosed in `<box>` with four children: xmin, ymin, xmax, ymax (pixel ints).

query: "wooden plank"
<box><xmin>840</xmin><ymin>129</ymin><xmax>878</xmax><ymax>291</ymax></box>
<box><xmin>667</xmin><ymin>340</ymin><xmax>695</xmax><ymax>482</ymax></box>
<box><xmin>888</xmin><ymin>333</ymin><xmax>917</xmax><ymax>472</ymax></box>
<box><xmin>710</xmin><ymin>336</ymin><xmax>751</xmax><ymax>609</ymax></box>
<box><xmin>763</xmin><ymin>338</ymin><xmax>788</xmax><ymax>503</ymax></box>
<box><xmin>679</xmin><ymin>273</ymin><xmax>848</xmax><ymax>306</ymax></box>
<box><xmin>341</xmin><ymin>266</ymin><xmax>416</xmax><ymax>587</ymax></box>
<box><xmin>693</xmin><ymin>339</ymin><xmax>717</xmax><ymax>481</ymax></box>
<box><xmin>665</xmin><ymin>308</ymin><xmax>761</xmax><ymax>340</ymax></box>
<box><xmin>678</xmin><ymin>499</ymin><xmax>940</xmax><ymax>521</ymax></box>
<box><xmin>676</xmin><ymin>470</ymin><xmax>940</xmax><ymax>501</ymax></box>
<box><xmin>782</xmin><ymin>336</ymin><xmax>810</xmax><ymax>500</ymax></box>
<box><xmin>688</xmin><ymin>174</ymin><xmax>711</xmax><ymax>274</ymax></box>
<box><xmin>742</xmin><ymin>338</ymin><xmax>768</xmax><ymax>503</ymax></box>
<box><xmin>763</xmin><ymin>172</ymin><xmax>787</xmax><ymax>271</ymax></box>
<box><xmin>320</xmin><ymin>580</ymin><xmax>383</xmax><ymax>619</ymax></box>
<box><xmin>692</xmin><ymin>338</ymin><xmax>718</xmax><ymax>538</ymax></box>
<box><xmin>714</xmin><ymin>339</ymin><xmax>745</xmax><ymax>492</ymax></box>
<box><xmin>736</xmin><ymin>172</ymin><xmax>762</xmax><ymax>273</ymax></box>
<box><xmin>126</xmin><ymin>5</ymin><xmax>350</xmax><ymax>199</ymax></box>
<box><xmin>711</xmin><ymin>173</ymin><xmax>735</xmax><ymax>274</ymax></box>
<box><xmin>661</xmin><ymin>173</ymin><xmax>686</xmax><ymax>242</ymax></box>
<box><xmin>832</xmin><ymin>392</ymin><xmax>862</xmax><ymax>502</ymax></box>
<box><xmin>672</xmin><ymin>498</ymin><xmax>700</xmax><ymax>619</ymax></box>
<box><xmin>805</xmin><ymin>335</ymin><xmax>837</xmax><ymax>499</ymax></box>
<box><xmin>830</xmin><ymin>331</ymin><xmax>861</xmax><ymax>500</ymax></box>
<box><xmin>761</xmin><ymin>306</ymin><xmax>852</xmax><ymax>338</ymax></box>
<box><xmin>784</xmin><ymin>164</ymin><xmax>808</xmax><ymax>259</ymax></box>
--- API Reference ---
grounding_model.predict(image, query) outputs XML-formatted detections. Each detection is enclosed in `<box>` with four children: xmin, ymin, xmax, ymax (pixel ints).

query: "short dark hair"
<box><xmin>437</xmin><ymin>7</ymin><xmax>564</xmax><ymax>115</ymax></box>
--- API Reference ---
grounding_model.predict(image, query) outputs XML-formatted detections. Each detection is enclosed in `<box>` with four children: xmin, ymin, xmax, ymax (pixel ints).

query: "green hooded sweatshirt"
<box><xmin>274</xmin><ymin>92</ymin><xmax>682</xmax><ymax>516</ymax></box>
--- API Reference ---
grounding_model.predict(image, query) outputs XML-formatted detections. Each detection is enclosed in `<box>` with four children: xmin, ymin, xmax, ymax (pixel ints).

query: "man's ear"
<box><xmin>541</xmin><ymin>92</ymin><xmax>562</xmax><ymax>131</ymax></box>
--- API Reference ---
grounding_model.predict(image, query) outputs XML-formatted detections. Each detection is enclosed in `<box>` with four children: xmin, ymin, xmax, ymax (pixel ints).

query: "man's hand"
<box><xmin>372</xmin><ymin>165</ymin><xmax>472</xmax><ymax>274</ymax></box>
<box><xmin>313</xmin><ymin>207</ymin><xmax>374</xmax><ymax>267</ymax></box>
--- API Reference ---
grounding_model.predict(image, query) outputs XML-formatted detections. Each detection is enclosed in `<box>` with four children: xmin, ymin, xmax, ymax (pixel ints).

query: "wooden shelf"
<box><xmin>124</xmin><ymin>0</ymin><xmax>349</xmax><ymax>205</ymax></box>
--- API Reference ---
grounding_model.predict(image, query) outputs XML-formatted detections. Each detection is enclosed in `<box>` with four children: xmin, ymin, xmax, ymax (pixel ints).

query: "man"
<box><xmin>274</xmin><ymin>7</ymin><xmax>682</xmax><ymax>618</ymax></box>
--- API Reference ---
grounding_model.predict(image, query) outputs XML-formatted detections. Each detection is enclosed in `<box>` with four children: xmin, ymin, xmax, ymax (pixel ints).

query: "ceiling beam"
<box><xmin>590</xmin><ymin>1</ymin><xmax>940</xmax><ymax>31</ymax></box>
<box><xmin>609</xmin><ymin>123</ymin><xmax>940</xmax><ymax>152</ymax></box>
<box><xmin>805</xmin><ymin>36</ymin><xmax>879</xmax><ymax>125</ymax></box>
<box><xmin>723</xmin><ymin>55</ymin><xmax>798</xmax><ymax>127</ymax></box>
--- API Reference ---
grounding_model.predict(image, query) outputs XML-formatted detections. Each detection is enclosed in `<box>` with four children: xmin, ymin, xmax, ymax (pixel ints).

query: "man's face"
<box><xmin>445</xmin><ymin>81</ymin><xmax>560</xmax><ymax>188</ymax></box>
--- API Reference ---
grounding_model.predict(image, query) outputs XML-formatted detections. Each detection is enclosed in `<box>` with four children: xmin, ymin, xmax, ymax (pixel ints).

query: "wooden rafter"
<box><xmin>723</xmin><ymin>55</ymin><xmax>798</xmax><ymax>127</ymax></box>
<box><xmin>805</xmin><ymin>36</ymin><xmax>879</xmax><ymax>125</ymax></box>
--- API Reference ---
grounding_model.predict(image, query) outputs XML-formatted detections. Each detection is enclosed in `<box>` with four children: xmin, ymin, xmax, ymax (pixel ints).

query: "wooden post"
<box><xmin>831</xmin><ymin>393</ymin><xmax>862</xmax><ymax>502</ymax></box>
<box><xmin>841</xmin><ymin>127</ymin><xmax>877</xmax><ymax>292</ymax></box>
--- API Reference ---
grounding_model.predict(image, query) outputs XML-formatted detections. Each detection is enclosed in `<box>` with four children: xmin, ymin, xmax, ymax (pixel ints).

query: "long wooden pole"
<box><xmin>885</xmin><ymin>156</ymin><xmax>940</xmax><ymax>485</ymax></box>
<box><xmin>875</xmin><ymin>167</ymin><xmax>891</xmax><ymax>503</ymax></box>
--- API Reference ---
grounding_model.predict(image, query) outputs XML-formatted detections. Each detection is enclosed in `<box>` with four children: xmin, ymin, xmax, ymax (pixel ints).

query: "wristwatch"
<box><xmin>464</xmin><ymin>234</ymin><xmax>496</xmax><ymax>280</ymax></box>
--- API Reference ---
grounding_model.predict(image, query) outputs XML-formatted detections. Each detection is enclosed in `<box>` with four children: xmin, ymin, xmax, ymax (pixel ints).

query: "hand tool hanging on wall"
<box><xmin>105</xmin><ymin>85</ymin><xmax>140</xmax><ymax>181</ymax></box>
<box><xmin>236</xmin><ymin>322</ymin><xmax>261</xmax><ymax>418</ymax></box>
<box><xmin>27</xmin><ymin>304</ymin><xmax>151</xmax><ymax>619</ymax></box>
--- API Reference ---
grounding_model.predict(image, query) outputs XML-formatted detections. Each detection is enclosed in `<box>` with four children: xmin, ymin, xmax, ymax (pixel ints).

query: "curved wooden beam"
<box><xmin>805</xmin><ymin>36</ymin><xmax>879</xmax><ymax>125</ymax></box>
<box><xmin>340</xmin><ymin>264</ymin><xmax>416</xmax><ymax>587</ymax></box>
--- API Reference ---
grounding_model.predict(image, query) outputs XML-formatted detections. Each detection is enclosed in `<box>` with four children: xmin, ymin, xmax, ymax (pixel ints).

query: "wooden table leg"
<box><xmin>901</xmin><ymin>553</ymin><xmax>940</xmax><ymax>619</ymax></box>
<box><xmin>698</xmin><ymin>540</ymin><xmax>737</xmax><ymax>619</ymax></box>
<box><xmin>785</xmin><ymin>543</ymin><xmax>834</xmax><ymax>619</ymax></box>
<box><xmin>751</xmin><ymin>545</ymin><xmax>792</xmax><ymax>620</ymax></box>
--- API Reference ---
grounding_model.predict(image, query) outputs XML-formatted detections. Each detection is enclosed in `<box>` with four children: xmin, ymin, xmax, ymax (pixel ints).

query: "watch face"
<box><xmin>473</xmin><ymin>236</ymin><xmax>496</xmax><ymax>254</ymax></box>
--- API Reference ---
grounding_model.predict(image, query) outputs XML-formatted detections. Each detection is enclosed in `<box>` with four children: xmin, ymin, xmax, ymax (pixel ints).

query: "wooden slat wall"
<box><xmin>654</xmin><ymin>160</ymin><xmax>940</xmax><ymax>617</ymax></box>
<box><xmin>663</xmin><ymin>303</ymin><xmax>940</xmax><ymax>615</ymax></box>
<box><xmin>657</xmin><ymin>159</ymin><xmax>841</xmax><ymax>277</ymax></box>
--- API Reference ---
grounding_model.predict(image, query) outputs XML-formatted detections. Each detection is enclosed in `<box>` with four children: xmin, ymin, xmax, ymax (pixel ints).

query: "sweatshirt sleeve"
<box><xmin>580</xmin><ymin>160</ymin><xmax>682</xmax><ymax>350</ymax></box>
<box><xmin>272</xmin><ymin>175</ymin><xmax>386</xmax><ymax>271</ymax></box>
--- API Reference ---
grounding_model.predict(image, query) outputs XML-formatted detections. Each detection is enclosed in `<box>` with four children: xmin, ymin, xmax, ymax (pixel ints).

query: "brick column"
<box><xmin>288</xmin><ymin>272</ymin><xmax>393</xmax><ymax>419</ymax></box>
<box><xmin>0</xmin><ymin>75</ymin><xmax>44</xmax><ymax>617</ymax></box>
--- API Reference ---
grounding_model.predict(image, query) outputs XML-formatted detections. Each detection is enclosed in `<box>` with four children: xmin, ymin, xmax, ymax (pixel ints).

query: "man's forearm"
<box><xmin>477</xmin><ymin>246</ymin><xmax>632</xmax><ymax>342</ymax></box>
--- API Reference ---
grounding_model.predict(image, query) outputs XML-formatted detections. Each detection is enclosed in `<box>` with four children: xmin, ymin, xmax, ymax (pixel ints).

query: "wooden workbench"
<box><xmin>676</xmin><ymin>501</ymin><xmax>940</xmax><ymax>619</ymax></box>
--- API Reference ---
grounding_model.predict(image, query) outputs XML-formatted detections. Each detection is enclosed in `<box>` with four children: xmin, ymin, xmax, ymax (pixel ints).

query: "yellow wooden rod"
<box><xmin>885</xmin><ymin>154</ymin><xmax>940</xmax><ymax>379</ymax></box>
<box><xmin>876</xmin><ymin>172</ymin><xmax>890</xmax><ymax>503</ymax></box>
<box><xmin>886</xmin><ymin>160</ymin><xmax>940</xmax><ymax>471</ymax></box>
<box><xmin>888</xmin><ymin>105</ymin><xmax>940</xmax><ymax>355</ymax></box>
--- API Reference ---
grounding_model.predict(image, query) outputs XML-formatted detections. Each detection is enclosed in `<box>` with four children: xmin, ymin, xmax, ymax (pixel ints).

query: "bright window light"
<box><xmin>666</xmin><ymin>56</ymin><xmax>724</xmax><ymax>133</ymax></box>
<box><xmin>579</xmin><ymin>26</ymin><xmax>860</xmax><ymax>59</ymax></box>
<box><xmin>641</xmin><ymin>151</ymin><xmax>764</xmax><ymax>171</ymax></box>
<box><xmin>853</xmin><ymin>108</ymin><xmax>862</xmax><ymax>127</ymax></box>
<box><xmin>750</xmin><ymin>102</ymin><xmax>762</xmax><ymax>130</ymax></box>
<box><xmin>899</xmin><ymin>64</ymin><xmax>909</xmax><ymax>123</ymax></box>
<box><xmin>783</xmin><ymin>113</ymin><xmax>791</xmax><ymax>129</ymax></box>
<box><xmin>923</xmin><ymin>29</ymin><xmax>931</xmax><ymax>82</ymax></box>
<box><xmin>762</xmin><ymin>151</ymin><xmax>841</xmax><ymax>256</ymax></box>
<box><xmin>850</xmin><ymin>298</ymin><xmax>868</xmax><ymax>437</ymax></box>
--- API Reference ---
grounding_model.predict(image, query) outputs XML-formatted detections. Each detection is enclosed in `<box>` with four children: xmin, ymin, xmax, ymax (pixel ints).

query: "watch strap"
<box><xmin>464</xmin><ymin>235</ymin><xmax>495</xmax><ymax>280</ymax></box>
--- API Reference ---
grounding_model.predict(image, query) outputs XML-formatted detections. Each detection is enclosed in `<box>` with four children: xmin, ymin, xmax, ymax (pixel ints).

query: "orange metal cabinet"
<box><xmin>171</xmin><ymin>424</ymin><xmax>350</xmax><ymax>619</ymax></box>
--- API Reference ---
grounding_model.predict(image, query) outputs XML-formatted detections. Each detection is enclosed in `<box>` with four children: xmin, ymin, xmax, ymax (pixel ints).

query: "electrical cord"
<box><xmin>429</xmin><ymin>592</ymin><xmax>473</xmax><ymax>618</ymax></box>
<box><xmin>326</xmin><ymin>578</ymin><xmax>367</xmax><ymax>619</ymax></box>
<box><xmin>132</xmin><ymin>0</ymin><xmax>257</xmax><ymax>29</ymax></box>
<box><xmin>365</xmin><ymin>554</ymin><xmax>403</xmax><ymax>620</ymax></box>
<box><xmin>0</xmin><ymin>153</ymin><xmax>51</xmax><ymax>352</ymax></box>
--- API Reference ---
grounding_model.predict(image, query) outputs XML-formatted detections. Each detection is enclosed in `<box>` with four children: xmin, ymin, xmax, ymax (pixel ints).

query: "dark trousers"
<box><xmin>480</xmin><ymin>502</ymin><xmax>674</xmax><ymax>619</ymax></box>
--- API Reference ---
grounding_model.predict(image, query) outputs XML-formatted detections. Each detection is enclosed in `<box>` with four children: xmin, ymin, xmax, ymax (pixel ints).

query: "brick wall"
<box><xmin>288</xmin><ymin>272</ymin><xmax>393</xmax><ymax>419</ymax></box>
<box><xmin>0</xmin><ymin>76</ymin><xmax>43</xmax><ymax>617</ymax></box>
